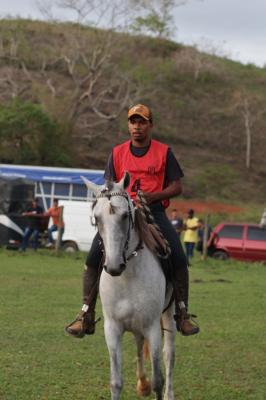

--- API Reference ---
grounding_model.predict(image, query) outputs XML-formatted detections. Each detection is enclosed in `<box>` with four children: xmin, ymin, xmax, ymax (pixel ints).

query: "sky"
<box><xmin>175</xmin><ymin>0</ymin><xmax>266</xmax><ymax>67</ymax></box>
<box><xmin>0</xmin><ymin>0</ymin><xmax>265</xmax><ymax>67</ymax></box>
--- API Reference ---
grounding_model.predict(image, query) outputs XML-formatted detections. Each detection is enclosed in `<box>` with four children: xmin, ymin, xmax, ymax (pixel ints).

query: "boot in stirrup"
<box><xmin>65</xmin><ymin>305</ymin><xmax>97</xmax><ymax>338</ymax></box>
<box><xmin>174</xmin><ymin>305</ymin><xmax>200</xmax><ymax>336</ymax></box>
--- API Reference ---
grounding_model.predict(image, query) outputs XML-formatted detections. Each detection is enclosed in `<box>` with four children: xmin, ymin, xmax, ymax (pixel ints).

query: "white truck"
<box><xmin>54</xmin><ymin>200</ymin><xmax>97</xmax><ymax>252</ymax></box>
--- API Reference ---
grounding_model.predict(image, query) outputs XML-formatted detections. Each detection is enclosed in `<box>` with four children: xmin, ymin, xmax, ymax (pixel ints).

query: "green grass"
<box><xmin>0</xmin><ymin>249</ymin><xmax>265</xmax><ymax>399</ymax></box>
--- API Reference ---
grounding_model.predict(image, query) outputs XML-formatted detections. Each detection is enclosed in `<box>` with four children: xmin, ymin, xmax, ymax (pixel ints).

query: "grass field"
<box><xmin>0</xmin><ymin>249</ymin><xmax>265</xmax><ymax>400</ymax></box>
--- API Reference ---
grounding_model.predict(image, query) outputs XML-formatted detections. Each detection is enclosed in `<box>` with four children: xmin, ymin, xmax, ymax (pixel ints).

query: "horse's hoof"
<box><xmin>136</xmin><ymin>378</ymin><xmax>151</xmax><ymax>397</ymax></box>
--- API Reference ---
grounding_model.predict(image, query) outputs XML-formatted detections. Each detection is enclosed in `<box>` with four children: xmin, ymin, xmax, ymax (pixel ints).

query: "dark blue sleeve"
<box><xmin>165</xmin><ymin>148</ymin><xmax>184</xmax><ymax>184</ymax></box>
<box><xmin>37</xmin><ymin>206</ymin><xmax>44</xmax><ymax>214</ymax></box>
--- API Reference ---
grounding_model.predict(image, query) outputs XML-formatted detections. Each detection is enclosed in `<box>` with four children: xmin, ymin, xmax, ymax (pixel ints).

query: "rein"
<box><xmin>136</xmin><ymin>191</ymin><xmax>171</xmax><ymax>259</ymax></box>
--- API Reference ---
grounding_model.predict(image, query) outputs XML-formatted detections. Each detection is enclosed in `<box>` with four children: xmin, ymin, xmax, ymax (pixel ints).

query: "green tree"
<box><xmin>0</xmin><ymin>100</ymin><xmax>71</xmax><ymax>166</ymax></box>
<box><xmin>130</xmin><ymin>0</ymin><xmax>188</xmax><ymax>38</ymax></box>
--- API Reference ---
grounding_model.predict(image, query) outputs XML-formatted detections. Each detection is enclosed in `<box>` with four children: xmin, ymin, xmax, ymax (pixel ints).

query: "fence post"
<box><xmin>202</xmin><ymin>214</ymin><xmax>210</xmax><ymax>261</ymax></box>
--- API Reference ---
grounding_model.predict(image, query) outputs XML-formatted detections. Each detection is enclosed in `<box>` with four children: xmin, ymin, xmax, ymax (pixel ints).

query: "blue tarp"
<box><xmin>0</xmin><ymin>164</ymin><xmax>105</xmax><ymax>185</ymax></box>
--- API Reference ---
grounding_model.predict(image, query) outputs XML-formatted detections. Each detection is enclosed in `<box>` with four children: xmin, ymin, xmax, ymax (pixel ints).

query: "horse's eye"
<box><xmin>122</xmin><ymin>213</ymin><xmax>128</xmax><ymax>220</ymax></box>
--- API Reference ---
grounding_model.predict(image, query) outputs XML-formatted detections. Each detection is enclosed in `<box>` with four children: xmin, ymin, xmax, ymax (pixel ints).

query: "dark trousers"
<box><xmin>21</xmin><ymin>227</ymin><xmax>39</xmax><ymax>251</ymax></box>
<box><xmin>184</xmin><ymin>242</ymin><xmax>195</xmax><ymax>260</ymax></box>
<box><xmin>84</xmin><ymin>204</ymin><xmax>189</xmax><ymax>309</ymax></box>
<box><xmin>47</xmin><ymin>224</ymin><xmax>65</xmax><ymax>245</ymax></box>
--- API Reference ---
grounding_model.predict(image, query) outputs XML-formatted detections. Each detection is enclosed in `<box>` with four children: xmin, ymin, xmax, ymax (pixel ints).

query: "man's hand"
<box><xmin>141</xmin><ymin>192</ymin><xmax>158</xmax><ymax>205</ymax></box>
<box><xmin>136</xmin><ymin>180</ymin><xmax>182</xmax><ymax>206</ymax></box>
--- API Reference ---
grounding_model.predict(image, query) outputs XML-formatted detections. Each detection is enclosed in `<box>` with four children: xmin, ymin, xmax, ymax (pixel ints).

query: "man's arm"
<box><xmin>142</xmin><ymin>179</ymin><xmax>182</xmax><ymax>205</ymax></box>
<box><xmin>43</xmin><ymin>208</ymin><xmax>52</xmax><ymax>217</ymax></box>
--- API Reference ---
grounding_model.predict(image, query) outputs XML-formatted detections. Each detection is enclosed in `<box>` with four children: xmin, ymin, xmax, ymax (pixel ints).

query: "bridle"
<box><xmin>94</xmin><ymin>189</ymin><xmax>143</xmax><ymax>263</ymax></box>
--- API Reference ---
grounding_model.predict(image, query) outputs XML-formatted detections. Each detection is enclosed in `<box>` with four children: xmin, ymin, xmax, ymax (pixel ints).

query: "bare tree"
<box><xmin>232</xmin><ymin>90</ymin><xmax>262</xmax><ymax>170</ymax></box>
<box><xmin>0</xmin><ymin>2</ymin><xmax>144</xmax><ymax>144</ymax></box>
<box><xmin>35</xmin><ymin>0</ymin><xmax>55</xmax><ymax>20</ymax></box>
<box><xmin>1</xmin><ymin>0</ymin><xmax>201</xmax><ymax>156</ymax></box>
<box><xmin>174</xmin><ymin>46</ymin><xmax>224</xmax><ymax>80</ymax></box>
<box><xmin>242</xmin><ymin>96</ymin><xmax>252</xmax><ymax>169</ymax></box>
<box><xmin>36</xmin><ymin>0</ymin><xmax>134</xmax><ymax>30</ymax></box>
<box><xmin>56</xmin><ymin>0</ymin><xmax>97</xmax><ymax>23</ymax></box>
<box><xmin>193</xmin><ymin>37</ymin><xmax>232</xmax><ymax>60</ymax></box>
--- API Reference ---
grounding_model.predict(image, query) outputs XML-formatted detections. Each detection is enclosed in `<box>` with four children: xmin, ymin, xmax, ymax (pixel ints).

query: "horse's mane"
<box><xmin>134</xmin><ymin>208</ymin><xmax>157</xmax><ymax>254</ymax></box>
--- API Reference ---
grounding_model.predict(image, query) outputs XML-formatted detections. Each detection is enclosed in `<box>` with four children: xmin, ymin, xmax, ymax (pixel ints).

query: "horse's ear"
<box><xmin>81</xmin><ymin>176</ymin><xmax>100</xmax><ymax>195</ymax></box>
<box><xmin>118</xmin><ymin>171</ymin><xmax>130</xmax><ymax>190</ymax></box>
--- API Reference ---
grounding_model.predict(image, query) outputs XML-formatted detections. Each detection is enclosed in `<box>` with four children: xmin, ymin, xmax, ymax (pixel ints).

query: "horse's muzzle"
<box><xmin>103</xmin><ymin>263</ymin><xmax>126</xmax><ymax>276</ymax></box>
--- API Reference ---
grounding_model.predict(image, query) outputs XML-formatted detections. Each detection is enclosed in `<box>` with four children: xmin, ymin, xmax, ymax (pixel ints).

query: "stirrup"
<box><xmin>174</xmin><ymin>312</ymin><xmax>199</xmax><ymax>334</ymax></box>
<box><xmin>84</xmin><ymin>315</ymin><xmax>101</xmax><ymax>335</ymax></box>
<box><xmin>65</xmin><ymin>312</ymin><xmax>101</xmax><ymax>338</ymax></box>
<box><xmin>64</xmin><ymin>314</ymin><xmax>86</xmax><ymax>338</ymax></box>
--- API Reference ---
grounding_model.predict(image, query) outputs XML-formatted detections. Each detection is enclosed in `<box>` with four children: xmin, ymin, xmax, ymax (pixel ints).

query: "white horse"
<box><xmin>83</xmin><ymin>172</ymin><xmax>176</xmax><ymax>400</ymax></box>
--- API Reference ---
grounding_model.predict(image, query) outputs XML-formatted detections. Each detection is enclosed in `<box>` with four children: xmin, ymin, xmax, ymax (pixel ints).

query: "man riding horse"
<box><xmin>65</xmin><ymin>104</ymin><xmax>200</xmax><ymax>338</ymax></box>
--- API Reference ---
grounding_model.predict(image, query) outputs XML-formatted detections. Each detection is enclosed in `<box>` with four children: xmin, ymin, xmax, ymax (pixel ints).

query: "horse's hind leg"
<box><xmin>146</xmin><ymin>322</ymin><xmax>164</xmax><ymax>400</ymax></box>
<box><xmin>161</xmin><ymin>304</ymin><xmax>176</xmax><ymax>400</ymax></box>
<box><xmin>134</xmin><ymin>333</ymin><xmax>151</xmax><ymax>397</ymax></box>
<box><xmin>104</xmin><ymin>320</ymin><xmax>123</xmax><ymax>400</ymax></box>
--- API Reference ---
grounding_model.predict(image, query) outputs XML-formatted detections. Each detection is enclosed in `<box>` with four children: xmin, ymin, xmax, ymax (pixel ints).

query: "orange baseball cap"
<box><xmin>128</xmin><ymin>104</ymin><xmax>152</xmax><ymax>121</ymax></box>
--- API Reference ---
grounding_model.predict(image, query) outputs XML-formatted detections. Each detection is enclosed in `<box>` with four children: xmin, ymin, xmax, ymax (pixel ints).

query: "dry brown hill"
<box><xmin>0</xmin><ymin>19</ymin><xmax>265</xmax><ymax>203</ymax></box>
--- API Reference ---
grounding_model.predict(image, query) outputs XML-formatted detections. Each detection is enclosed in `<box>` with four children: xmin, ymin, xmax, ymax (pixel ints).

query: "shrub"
<box><xmin>0</xmin><ymin>99</ymin><xmax>71</xmax><ymax>166</ymax></box>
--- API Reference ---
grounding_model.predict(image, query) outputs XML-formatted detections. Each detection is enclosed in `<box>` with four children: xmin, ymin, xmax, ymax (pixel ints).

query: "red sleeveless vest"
<box><xmin>113</xmin><ymin>139</ymin><xmax>169</xmax><ymax>208</ymax></box>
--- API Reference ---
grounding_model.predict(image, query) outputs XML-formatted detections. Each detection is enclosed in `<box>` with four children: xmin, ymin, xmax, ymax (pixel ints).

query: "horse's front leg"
<box><xmin>104</xmin><ymin>319</ymin><xmax>123</xmax><ymax>400</ymax></box>
<box><xmin>134</xmin><ymin>333</ymin><xmax>151</xmax><ymax>396</ymax></box>
<box><xmin>146</xmin><ymin>321</ymin><xmax>164</xmax><ymax>400</ymax></box>
<box><xmin>161</xmin><ymin>304</ymin><xmax>176</xmax><ymax>400</ymax></box>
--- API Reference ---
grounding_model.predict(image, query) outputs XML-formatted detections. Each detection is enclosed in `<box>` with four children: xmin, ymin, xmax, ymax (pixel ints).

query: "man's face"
<box><xmin>128</xmin><ymin>115</ymin><xmax>152</xmax><ymax>144</ymax></box>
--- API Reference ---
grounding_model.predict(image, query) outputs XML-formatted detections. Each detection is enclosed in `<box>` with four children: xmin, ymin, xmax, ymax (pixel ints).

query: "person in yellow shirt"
<box><xmin>183</xmin><ymin>209</ymin><xmax>199</xmax><ymax>264</ymax></box>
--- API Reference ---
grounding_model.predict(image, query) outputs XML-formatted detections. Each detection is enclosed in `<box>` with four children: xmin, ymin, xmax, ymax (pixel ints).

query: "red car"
<box><xmin>208</xmin><ymin>223</ymin><xmax>266</xmax><ymax>262</ymax></box>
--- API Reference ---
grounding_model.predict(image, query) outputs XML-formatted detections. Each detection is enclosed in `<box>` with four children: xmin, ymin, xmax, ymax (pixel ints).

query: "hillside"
<box><xmin>0</xmin><ymin>19</ymin><xmax>265</xmax><ymax>204</ymax></box>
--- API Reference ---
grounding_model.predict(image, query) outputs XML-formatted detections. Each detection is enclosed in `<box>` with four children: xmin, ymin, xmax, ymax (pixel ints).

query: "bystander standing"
<box><xmin>183</xmin><ymin>209</ymin><xmax>199</xmax><ymax>264</ymax></box>
<box><xmin>45</xmin><ymin>198</ymin><xmax>64</xmax><ymax>248</ymax></box>
<box><xmin>20</xmin><ymin>198</ymin><xmax>44</xmax><ymax>251</ymax></box>
<box><xmin>169</xmin><ymin>208</ymin><xmax>184</xmax><ymax>238</ymax></box>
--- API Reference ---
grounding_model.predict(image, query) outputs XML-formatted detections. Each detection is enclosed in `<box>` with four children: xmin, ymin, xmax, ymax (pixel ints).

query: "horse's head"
<box><xmin>82</xmin><ymin>172</ymin><xmax>135</xmax><ymax>277</ymax></box>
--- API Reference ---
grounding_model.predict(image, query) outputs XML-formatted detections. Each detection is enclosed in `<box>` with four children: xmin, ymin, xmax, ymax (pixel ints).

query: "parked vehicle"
<box><xmin>0</xmin><ymin>177</ymin><xmax>45</xmax><ymax>249</ymax></box>
<box><xmin>208</xmin><ymin>223</ymin><xmax>266</xmax><ymax>262</ymax></box>
<box><xmin>0</xmin><ymin>181</ymin><xmax>96</xmax><ymax>251</ymax></box>
<box><xmin>52</xmin><ymin>200</ymin><xmax>96</xmax><ymax>252</ymax></box>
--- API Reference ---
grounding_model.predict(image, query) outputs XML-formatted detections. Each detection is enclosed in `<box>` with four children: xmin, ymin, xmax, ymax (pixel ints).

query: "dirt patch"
<box><xmin>168</xmin><ymin>200</ymin><xmax>244</xmax><ymax>215</ymax></box>
<box><xmin>191</xmin><ymin>279</ymin><xmax>232</xmax><ymax>284</ymax></box>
